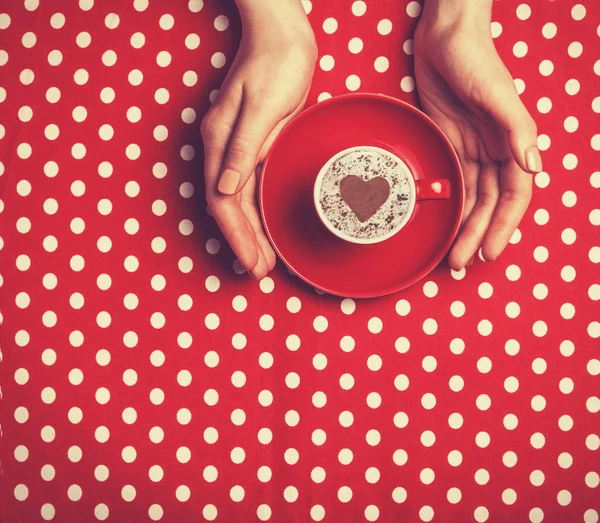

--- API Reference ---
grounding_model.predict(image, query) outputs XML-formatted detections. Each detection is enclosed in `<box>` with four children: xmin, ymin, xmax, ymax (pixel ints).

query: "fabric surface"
<box><xmin>1</xmin><ymin>0</ymin><xmax>599</xmax><ymax>522</ymax></box>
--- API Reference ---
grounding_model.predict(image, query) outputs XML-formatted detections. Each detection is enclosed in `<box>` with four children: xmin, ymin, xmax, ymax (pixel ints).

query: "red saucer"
<box><xmin>259</xmin><ymin>93</ymin><xmax>464</xmax><ymax>298</ymax></box>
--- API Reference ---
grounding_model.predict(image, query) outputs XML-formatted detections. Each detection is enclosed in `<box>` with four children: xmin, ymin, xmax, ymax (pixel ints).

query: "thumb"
<box><xmin>483</xmin><ymin>77</ymin><xmax>542</xmax><ymax>174</ymax></box>
<box><xmin>217</xmin><ymin>99</ymin><xmax>282</xmax><ymax>196</ymax></box>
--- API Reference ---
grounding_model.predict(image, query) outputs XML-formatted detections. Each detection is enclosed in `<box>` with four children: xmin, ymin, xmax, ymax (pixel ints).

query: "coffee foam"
<box><xmin>318</xmin><ymin>149</ymin><xmax>412</xmax><ymax>240</ymax></box>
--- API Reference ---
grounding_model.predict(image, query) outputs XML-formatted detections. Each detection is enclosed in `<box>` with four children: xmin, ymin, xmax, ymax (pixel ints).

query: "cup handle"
<box><xmin>415</xmin><ymin>179</ymin><xmax>451</xmax><ymax>201</ymax></box>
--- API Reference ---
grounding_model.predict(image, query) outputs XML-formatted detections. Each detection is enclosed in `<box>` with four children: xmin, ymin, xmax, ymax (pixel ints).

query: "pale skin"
<box><xmin>201</xmin><ymin>0</ymin><xmax>542</xmax><ymax>280</ymax></box>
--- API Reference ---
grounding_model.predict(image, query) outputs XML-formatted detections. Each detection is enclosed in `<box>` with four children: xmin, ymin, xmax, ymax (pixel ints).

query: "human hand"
<box><xmin>414</xmin><ymin>0</ymin><xmax>542</xmax><ymax>270</ymax></box>
<box><xmin>201</xmin><ymin>0</ymin><xmax>316</xmax><ymax>280</ymax></box>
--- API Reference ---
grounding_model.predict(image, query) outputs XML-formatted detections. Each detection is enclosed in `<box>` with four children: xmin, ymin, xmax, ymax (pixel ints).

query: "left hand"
<box><xmin>414</xmin><ymin>0</ymin><xmax>542</xmax><ymax>270</ymax></box>
<box><xmin>201</xmin><ymin>0</ymin><xmax>317</xmax><ymax>280</ymax></box>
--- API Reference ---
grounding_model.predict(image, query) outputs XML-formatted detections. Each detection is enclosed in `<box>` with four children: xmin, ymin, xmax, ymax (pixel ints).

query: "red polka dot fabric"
<box><xmin>1</xmin><ymin>0</ymin><xmax>599</xmax><ymax>522</ymax></box>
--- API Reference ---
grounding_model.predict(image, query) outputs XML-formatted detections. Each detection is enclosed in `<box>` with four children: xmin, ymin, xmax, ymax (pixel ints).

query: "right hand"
<box><xmin>414</xmin><ymin>0</ymin><xmax>541</xmax><ymax>270</ymax></box>
<box><xmin>201</xmin><ymin>1</ymin><xmax>317</xmax><ymax>280</ymax></box>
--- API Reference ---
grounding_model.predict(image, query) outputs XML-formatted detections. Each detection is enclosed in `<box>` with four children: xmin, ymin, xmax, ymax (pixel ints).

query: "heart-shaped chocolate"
<box><xmin>340</xmin><ymin>175</ymin><xmax>390</xmax><ymax>222</ymax></box>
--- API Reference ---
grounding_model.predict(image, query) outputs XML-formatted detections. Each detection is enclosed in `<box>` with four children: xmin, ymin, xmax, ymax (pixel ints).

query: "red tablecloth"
<box><xmin>1</xmin><ymin>0</ymin><xmax>599</xmax><ymax>522</ymax></box>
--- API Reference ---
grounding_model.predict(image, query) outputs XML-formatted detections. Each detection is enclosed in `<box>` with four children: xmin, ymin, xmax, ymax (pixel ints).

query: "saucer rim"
<box><xmin>259</xmin><ymin>92</ymin><xmax>465</xmax><ymax>298</ymax></box>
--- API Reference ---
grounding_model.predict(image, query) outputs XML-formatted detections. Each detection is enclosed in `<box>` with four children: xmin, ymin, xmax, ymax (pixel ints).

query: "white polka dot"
<box><xmin>323</xmin><ymin>17</ymin><xmax>338</xmax><ymax>34</ymax></box>
<box><xmin>319</xmin><ymin>55</ymin><xmax>334</xmax><ymax>72</ymax></box>
<box><xmin>374</xmin><ymin>56</ymin><xmax>389</xmax><ymax>72</ymax></box>
<box><xmin>568</xmin><ymin>41</ymin><xmax>583</xmax><ymax>58</ymax></box>
<box><xmin>478</xmin><ymin>320</ymin><xmax>493</xmax><ymax>336</ymax></box>
<box><xmin>348</xmin><ymin>37</ymin><xmax>363</xmax><ymax>54</ymax></box>
<box><xmin>180</xmin><ymin>145</ymin><xmax>195</xmax><ymax>162</ymax></box>
<box><xmin>565</xmin><ymin>79</ymin><xmax>580</xmax><ymax>95</ymax></box>
<box><xmin>516</xmin><ymin>3</ymin><xmax>531</xmax><ymax>19</ymax></box>
<box><xmin>477</xmin><ymin>394</ymin><xmax>492</xmax><ymax>411</ymax></box>
<box><xmin>542</xmin><ymin>23</ymin><xmax>557</xmax><ymax>39</ymax></box>
<box><xmin>506</xmin><ymin>264</ymin><xmax>522</xmax><ymax>281</ymax></box>
<box><xmin>401</xmin><ymin>76</ymin><xmax>415</xmax><ymax>92</ymax></box>
<box><xmin>478</xmin><ymin>282</ymin><xmax>493</xmax><ymax>299</ymax></box>
<box><xmin>513</xmin><ymin>41</ymin><xmax>528</xmax><ymax>57</ymax></box>
<box><xmin>563</xmin><ymin>153</ymin><xmax>578</xmax><ymax>170</ymax></box>
<box><xmin>368</xmin><ymin>317</ymin><xmax>383</xmax><ymax>333</ymax></box>
<box><xmin>535</xmin><ymin>171</ymin><xmax>550</xmax><ymax>189</ymax></box>
<box><xmin>406</xmin><ymin>1</ymin><xmax>421</xmax><ymax>17</ymax></box>
<box><xmin>41</xmin><ymin>504</ymin><xmax>55</xmax><ymax>520</ymax></box>
<box><xmin>449</xmin><ymin>375</ymin><xmax>464</xmax><ymax>392</ymax></box>
<box><xmin>156</xmin><ymin>50</ymin><xmax>171</xmax><ymax>67</ymax></box>
<box><xmin>491</xmin><ymin>21</ymin><xmax>502</xmax><ymax>38</ymax></box>
<box><xmin>422</xmin><ymin>318</ymin><xmax>437</xmax><ymax>335</ymax></box>
<box><xmin>313</xmin><ymin>315</ymin><xmax>328</xmax><ymax>332</ymax></box>
<box><xmin>539</xmin><ymin>59</ymin><xmax>554</xmax><ymax>76</ymax></box>
<box><xmin>346</xmin><ymin>74</ymin><xmax>361</xmax><ymax>91</ymax></box>
<box><xmin>561</xmin><ymin>228</ymin><xmax>576</xmax><ymax>245</ymax></box>
<box><xmin>505</xmin><ymin>302</ymin><xmax>521</xmax><ymax>319</ymax></box>
<box><xmin>47</xmin><ymin>49</ymin><xmax>63</xmax><ymax>66</ymax></box>
<box><xmin>422</xmin><ymin>281</ymin><xmax>438</xmax><ymax>298</ymax></box>
<box><xmin>210</xmin><ymin>15</ymin><xmax>228</xmax><ymax>34</ymax></box>
<box><xmin>587</xmin><ymin>397</ymin><xmax>600</xmax><ymax>413</ymax></box>
<box><xmin>421</xmin><ymin>393</ymin><xmax>436</xmax><ymax>410</ymax></box>
<box><xmin>450</xmin><ymin>301</ymin><xmax>465</xmax><ymax>317</ymax></box>
<box><xmin>0</xmin><ymin>13</ymin><xmax>11</xmax><ymax>29</ymax></box>
<box><xmin>475</xmin><ymin>468</ymin><xmax>490</xmax><ymax>485</ymax></box>
<box><xmin>571</xmin><ymin>3</ymin><xmax>586</xmax><ymax>20</ymax></box>
<box><xmin>349</xmin><ymin>1</ymin><xmax>366</xmax><ymax>16</ymax></box>
<box><xmin>211</xmin><ymin>52</ymin><xmax>226</xmax><ymax>69</ymax></box>
<box><xmin>475</xmin><ymin>432</ymin><xmax>491</xmax><ymax>449</ymax></box>
<box><xmin>537</xmin><ymin>135</ymin><xmax>551</xmax><ymax>152</ymax></box>
<box><xmin>537</xmin><ymin>96</ymin><xmax>552</xmax><ymax>113</ymax></box>
<box><xmin>419</xmin><ymin>506</ymin><xmax>434</xmax><ymax>522</ymax></box>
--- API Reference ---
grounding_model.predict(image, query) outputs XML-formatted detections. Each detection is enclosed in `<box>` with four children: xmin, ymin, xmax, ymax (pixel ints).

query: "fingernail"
<box><xmin>525</xmin><ymin>146</ymin><xmax>542</xmax><ymax>173</ymax></box>
<box><xmin>218</xmin><ymin>169</ymin><xmax>240</xmax><ymax>195</ymax></box>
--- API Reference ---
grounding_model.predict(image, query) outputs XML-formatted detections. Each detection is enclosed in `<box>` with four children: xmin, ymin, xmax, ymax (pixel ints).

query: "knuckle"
<box><xmin>526</xmin><ymin>119</ymin><xmax>538</xmax><ymax>137</ymax></box>
<box><xmin>226</xmin><ymin>135</ymin><xmax>254</xmax><ymax>166</ymax></box>
<box><xmin>503</xmin><ymin>187</ymin><xmax>532</xmax><ymax>205</ymax></box>
<box><xmin>464</xmin><ymin>184</ymin><xmax>477</xmax><ymax>202</ymax></box>
<box><xmin>200</xmin><ymin>111</ymin><xmax>217</xmax><ymax>140</ymax></box>
<box><xmin>479</xmin><ymin>189</ymin><xmax>499</xmax><ymax>208</ymax></box>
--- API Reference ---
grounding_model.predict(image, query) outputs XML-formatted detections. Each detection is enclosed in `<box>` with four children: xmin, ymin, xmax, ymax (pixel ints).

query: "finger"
<box><xmin>481</xmin><ymin>159</ymin><xmax>532</xmax><ymax>262</ymax></box>
<box><xmin>251</xmin><ymin>164</ymin><xmax>277</xmax><ymax>272</ymax></box>
<box><xmin>217</xmin><ymin>91</ymin><xmax>285</xmax><ymax>196</ymax></box>
<box><xmin>201</xmin><ymin>86</ymin><xmax>243</xmax><ymax>191</ymax></box>
<box><xmin>210</xmin><ymin>196</ymin><xmax>261</xmax><ymax>274</ymax></box>
<box><xmin>245</xmin><ymin>170</ymin><xmax>277</xmax><ymax>271</ymax></box>
<box><xmin>481</xmin><ymin>71</ymin><xmax>542</xmax><ymax>174</ymax></box>
<box><xmin>449</xmin><ymin>164</ymin><xmax>500</xmax><ymax>270</ymax></box>
<box><xmin>201</xmin><ymin>87</ymin><xmax>261</xmax><ymax>272</ymax></box>
<box><xmin>241</xmin><ymin>173</ymin><xmax>273</xmax><ymax>279</ymax></box>
<box><xmin>241</xmin><ymin>178</ymin><xmax>276</xmax><ymax>279</ymax></box>
<box><xmin>459</xmin><ymin>158</ymin><xmax>480</xmax><ymax>228</ymax></box>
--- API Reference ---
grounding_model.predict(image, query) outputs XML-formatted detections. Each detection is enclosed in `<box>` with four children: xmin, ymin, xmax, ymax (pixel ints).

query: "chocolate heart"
<box><xmin>340</xmin><ymin>175</ymin><xmax>391</xmax><ymax>222</ymax></box>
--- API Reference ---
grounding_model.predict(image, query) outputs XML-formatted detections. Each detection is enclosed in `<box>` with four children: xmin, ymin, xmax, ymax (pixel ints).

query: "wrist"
<box><xmin>420</xmin><ymin>0</ymin><xmax>493</xmax><ymax>32</ymax></box>
<box><xmin>236</xmin><ymin>0</ymin><xmax>316</xmax><ymax>53</ymax></box>
<box><xmin>236</xmin><ymin>0</ymin><xmax>309</xmax><ymax>27</ymax></box>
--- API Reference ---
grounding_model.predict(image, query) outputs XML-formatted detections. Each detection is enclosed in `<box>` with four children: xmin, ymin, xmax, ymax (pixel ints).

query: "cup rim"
<box><xmin>313</xmin><ymin>145</ymin><xmax>416</xmax><ymax>245</ymax></box>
